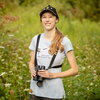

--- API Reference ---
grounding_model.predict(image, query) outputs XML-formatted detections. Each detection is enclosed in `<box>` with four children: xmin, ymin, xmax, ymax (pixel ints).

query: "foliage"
<box><xmin>0</xmin><ymin>0</ymin><xmax>99</xmax><ymax>21</ymax></box>
<box><xmin>0</xmin><ymin>13</ymin><xmax>30</xmax><ymax>100</ymax></box>
<box><xmin>0</xmin><ymin>1</ymin><xmax>100</xmax><ymax>100</ymax></box>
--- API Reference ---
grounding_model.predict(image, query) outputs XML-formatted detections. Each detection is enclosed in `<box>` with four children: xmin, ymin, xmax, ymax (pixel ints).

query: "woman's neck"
<box><xmin>44</xmin><ymin>27</ymin><xmax>56</xmax><ymax>41</ymax></box>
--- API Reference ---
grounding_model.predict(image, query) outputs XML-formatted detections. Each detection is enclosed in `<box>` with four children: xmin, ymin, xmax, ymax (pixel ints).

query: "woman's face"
<box><xmin>41</xmin><ymin>12</ymin><xmax>58</xmax><ymax>31</ymax></box>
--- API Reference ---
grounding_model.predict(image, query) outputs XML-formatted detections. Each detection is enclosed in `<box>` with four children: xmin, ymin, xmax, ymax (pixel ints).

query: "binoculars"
<box><xmin>33</xmin><ymin>65</ymin><xmax>45</xmax><ymax>87</ymax></box>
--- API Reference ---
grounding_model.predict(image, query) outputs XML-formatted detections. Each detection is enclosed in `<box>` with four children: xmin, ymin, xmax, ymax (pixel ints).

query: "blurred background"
<box><xmin>0</xmin><ymin>0</ymin><xmax>100</xmax><ymax>100</ymax></box>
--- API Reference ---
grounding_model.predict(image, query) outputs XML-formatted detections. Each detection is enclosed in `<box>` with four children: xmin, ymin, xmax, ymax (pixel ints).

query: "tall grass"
<box><xmin>0</xmin><ymin>5</ymin><xmax>100</xmax><ymax>100</ymax></box>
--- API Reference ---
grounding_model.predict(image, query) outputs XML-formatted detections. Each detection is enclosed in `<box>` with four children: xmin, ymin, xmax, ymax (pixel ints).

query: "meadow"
<box><xmin>0</xmin><ymin>4</ymin><xmax>100</xmax><ymax>100</ymax></box>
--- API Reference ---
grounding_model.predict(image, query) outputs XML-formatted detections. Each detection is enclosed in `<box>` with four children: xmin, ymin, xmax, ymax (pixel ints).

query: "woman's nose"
<box><xmin>45</xmin><ymin>18</ymin><xmax>49</xmax><ymax>22</ymax></box>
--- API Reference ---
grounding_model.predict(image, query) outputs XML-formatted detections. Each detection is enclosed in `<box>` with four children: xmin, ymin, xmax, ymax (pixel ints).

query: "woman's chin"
<box><xmin>44</xmin><ymin>27</ymin><xmax>54</xmax><ymax>31</ymax></box>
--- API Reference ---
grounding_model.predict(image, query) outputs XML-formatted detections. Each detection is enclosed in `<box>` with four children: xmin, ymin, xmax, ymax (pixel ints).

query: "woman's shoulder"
<box><xmin>62</xmin><ymin>36</ymin><xmax>72</xmax><ymax>44</ymax></box>
<box><xmin>32</xmin><ymin>34</ymin><xmax>38</xmax><ymax>39</ymax></box>
<box><xmin>32</xmin><ymin>33</ymin><xmax>43</xmax><ymax>41</ymax></box>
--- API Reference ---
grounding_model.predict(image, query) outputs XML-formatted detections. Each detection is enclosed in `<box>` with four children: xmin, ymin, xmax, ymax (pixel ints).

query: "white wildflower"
<box><xmin>0</xmin><ymin>46</ymin><xmax>5</xmax><ymax>49</ymax></box>
<box><xmin>5</xmin><ymin>83</ymin><xmax>11</xmax><ymax>87</ymax></box>
<box><xmin>88</xmin><ymin>66</ymin><xmax>91</xmax><ymax>68</ymax></box>
<box><xmin>19</xmin><ymin>76</ymin><xmax>22</xmax><ymax>80</ymax></box>
<box><xmin>9</xmin><ymin>71</ymin><xmax>12</xmax><ymax>73</ymax></box>
<box><xmin>24</xmin><ymin>88</ymin><xmax>30</xmax><ymax>91</ymax></box>
<box><xmin>18</xmin><ymin>57</ymin><xmax>23</xmax><ymax>60</ymax></box>
<box><xmin>82</xmin><ymin>66</ymin><xmax>86</xmax><ymax>70</ymax></box>
<box><xmin>75</xmin><ymin>74</ymin><xmax>80</xmax><ymax>77</ymax></box>
<box><xmin>8</xmin><ymin>34</ymin><xmax>14</xmax><ymax>37</ymax></box>
<box><xmin>87</xmin><ymin>87</ymin><xmax>89</xmax><ymax>90</ymax></box>
<box><xmin>90</xmin><ymin>82</ymin><xmax>94</xmax><ymax>86</ymax></box>
<box><xmin>74</xmin><ymin>92</ymin><xmax>78</xmax><ymax>96</ymax></box>
<box><xmin>1</xmin><ymin>59</ymin><xmax>5</xmax><ymax>62</ymax></box>
<box><xmin>0</xmin><ymin>72</ymin><xmax>6</xmax><ymax>77</ymax></box>
<box><xmin>22</xmin><ymin>64</ymin><xmax>26</xmax><ymax>67</ymax></box>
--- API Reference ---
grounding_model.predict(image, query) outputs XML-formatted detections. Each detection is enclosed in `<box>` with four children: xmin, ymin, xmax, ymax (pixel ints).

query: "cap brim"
<box><xmin>40</xmin><ymin>9</ymin><xmax>57</xmax><ymax>17</ymax></box>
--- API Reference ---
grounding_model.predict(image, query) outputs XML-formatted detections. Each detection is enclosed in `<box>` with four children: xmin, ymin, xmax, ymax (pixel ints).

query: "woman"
<box><xmin>29</xmin><ymin>5</ymin><xmax>78</xmax><ymax>100</ymax></box>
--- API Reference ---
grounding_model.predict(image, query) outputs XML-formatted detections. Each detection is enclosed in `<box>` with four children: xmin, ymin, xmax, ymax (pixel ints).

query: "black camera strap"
<box><xmin>35</xmin><ymin>34</ymin><xmax>62</xmax><ymax>69</ymax></box>
<box><xmin>35</xmin><ymin>34</ymin><xmax>41</xmax><ymax>66</ymax></box>
<box><xmin>48</xmin><ymin>54</ymin><xmax>57</xmax><ymax>69</ymax></box>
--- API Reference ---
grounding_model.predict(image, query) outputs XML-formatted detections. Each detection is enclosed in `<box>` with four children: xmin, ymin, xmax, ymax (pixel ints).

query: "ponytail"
<box><xmin>49</xmin><ymin>28</ymin><xmax>64</xmax><ymax>55</ymax></box>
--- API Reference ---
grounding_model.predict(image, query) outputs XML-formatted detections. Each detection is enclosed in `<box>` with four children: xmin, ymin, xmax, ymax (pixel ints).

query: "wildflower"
<box><xmin>9</xmin><ymin>90</ymin><xmax>14</xmax><ymax>95</ymax></box>
<box><xmin>3</xmin><ymin>15</ymin><xmax>19</xmax><ymax>22</ymax></box>
<box><xmin>90</xmin><ymin>82</ymin><xmax>94</xmax><ymax>86</ymax></box>
<box><xmin>18</xmin><ymin>57</ymin><xmax>23</xmax><ymax>60</ymax></box>
<box><xmin>19</xmin><ymin>76</ymin><xmax>22</xmax><ymax>80</ymax></box>
<box><xmin>22</xmin><ymin>64</ymin><xmax>26</xmax><ymax>67</ymax></box>
<box><xmin>29</xmin><ymin>89</ymin><xmax>33</xmax><ymax>93</ymax></box>
<box><xmin>13</xmin><ymin>67</ymin><xmax>17</xmax><ymax>71</ymax></box>
<box><xmin>87</xmin><ymin>87</ymin><xmax>89</xmax><ymax>90</ymax></box>
<box><xmin>1</xmin><ymin>59</ymin><xmax>5</xmax><ymax>62</ymax></box>
<box><xmin>0</xmin><ymin>46</ymin><xmax>5</xmax><ymax>49</ymax></box>
<box><xmin>24</xmin><ymin>89</ymin><xmax>33</xmax><ymax>93</ymax></box>
<box><xmin>4</xmin><ymin>83</ymin><xmax>11</xmax><ymax>87</ymax></box>
<box><xmin>8</xmin><ymin>34</ymin><xmax>14</xmax><ymax>37</ymax></box>
<box><xmin>24</xmin><ymin>88</ymin><xmax>30</xmax><ymax>92</ymax></box>
<box><xmin>74</xmin><ymin>92</ymin><xmax>78</xmax><ymax>96</ymax></box>
<box><xmin>82</xmin><ymin>66</ymin><xmax>86</xmax><ymax>70</ymax></box>
<box><xmin>9</xmin><ymin>71</ymin><xmax>13</xmax><ymax>73</ymax></box>
<box><xmin>0</xmin><ymin>72</ymin><xmax>6</xmax><ymax>77</ymax></box>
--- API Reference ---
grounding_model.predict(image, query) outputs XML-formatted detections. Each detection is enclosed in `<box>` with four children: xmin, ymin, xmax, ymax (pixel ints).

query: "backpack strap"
<box><xmin>35</xmin><ymin>34</ymin><xmax>41</xmax><ymax>66</ymax></box>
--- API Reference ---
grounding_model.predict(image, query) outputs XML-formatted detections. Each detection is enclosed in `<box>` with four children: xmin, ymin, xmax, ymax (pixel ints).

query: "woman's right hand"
<box><xmin>31</xmin><ymin>70</ymin><xmax>36</xmax><ymax>78</ymax></box>
<box><xmin>29</xmin><ymin>51</ymin><xmax>36</xmax><ymax>78</ymax></box>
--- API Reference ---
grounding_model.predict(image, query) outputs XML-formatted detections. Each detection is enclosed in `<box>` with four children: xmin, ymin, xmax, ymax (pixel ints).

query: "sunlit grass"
<box><xmin>0</xmin><ymin>5</ymin><xmax>100</xmax><ymax>100</ymax></box>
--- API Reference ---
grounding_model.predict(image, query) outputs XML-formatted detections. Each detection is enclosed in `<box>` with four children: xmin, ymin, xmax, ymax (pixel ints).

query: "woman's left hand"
<box><xmin>38</xmin><ymin>70</ymin><xmax>52</xmax><ymax>78</ymax></box>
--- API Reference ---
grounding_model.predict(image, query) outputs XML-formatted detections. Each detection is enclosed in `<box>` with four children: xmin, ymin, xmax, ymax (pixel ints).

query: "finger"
<box><xmin>32</xmin><ymin>72</ymin><xmax>36</xmax><ymax>76</ymax></box>
<box><xmin>33</xmin><ymin>74</ymin><xmax>36</xmax><ymax>76</ymax></box>
<box><xmin>38</xmin><ymin>70</ymin><xmax>45</xmax><ymax>72</ymax></box>
<box><xmin>38</xmin><ymin>72</ymin><xmax>46</xmax><ymax>76</ymax></box>
<box><xmin>38</xmin><ymin>72</ymin><xmax>43</xmax><ymax>76</ymax></box>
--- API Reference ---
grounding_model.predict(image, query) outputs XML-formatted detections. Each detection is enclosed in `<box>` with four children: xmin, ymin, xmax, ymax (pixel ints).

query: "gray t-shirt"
<box><xmin>29</xmin><ymin>33</ymin><xmax>73</xmax><ymax>99</ymax></box>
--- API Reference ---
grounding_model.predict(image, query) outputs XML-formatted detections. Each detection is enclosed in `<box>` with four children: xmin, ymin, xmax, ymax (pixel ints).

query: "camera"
<box><xmin>33</xmin><ymin>65</ymin><xmax>45</xmax><ymax>87</ymax></box>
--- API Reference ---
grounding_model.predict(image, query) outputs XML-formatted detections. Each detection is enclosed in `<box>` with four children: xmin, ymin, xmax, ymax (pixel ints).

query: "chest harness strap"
<box><xmin>35</xmin><ymin>34</ymin><xmax>62</xmax><ymax>69</ymax></box>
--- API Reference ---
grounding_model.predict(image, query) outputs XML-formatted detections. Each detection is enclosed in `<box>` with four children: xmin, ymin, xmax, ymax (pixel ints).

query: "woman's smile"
<box><xmin>45</xmin><ymin>23</ymin><xmax>51</xmax><ymax>26</ymax></box>
<box><xmin>41</xmin><ymin>12</ymin><xmax>58</xmax><ymax>31</ymax></box>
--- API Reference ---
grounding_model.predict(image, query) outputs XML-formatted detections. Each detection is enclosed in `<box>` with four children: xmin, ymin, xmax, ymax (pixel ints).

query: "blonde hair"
<box><xmin>49</xmin><ymin>28</ymin><xmax>64</xmax><ymax>55</ymax></box>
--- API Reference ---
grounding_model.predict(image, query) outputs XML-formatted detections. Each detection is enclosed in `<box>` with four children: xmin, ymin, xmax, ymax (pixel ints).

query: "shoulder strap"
<box><xmin>47</xmin><ymin>54</ymin><xmax>57</xmax><ymax>69</ymax></box>
<box><xmin>35</xmin><ymin>34</ymin><xmax>41</xmax><ymax>66</ymax></box>
<box><xmin>35</xmin><ymin>34</ymin><xmax>59</xmax><ymax>69</ymax></box>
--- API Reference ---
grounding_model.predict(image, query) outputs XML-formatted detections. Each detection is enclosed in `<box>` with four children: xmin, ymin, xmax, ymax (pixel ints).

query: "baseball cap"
<box><xmin>40</xmin><ymin>5</ymin><xmax>59</xmax><ymax>19</ymax></box>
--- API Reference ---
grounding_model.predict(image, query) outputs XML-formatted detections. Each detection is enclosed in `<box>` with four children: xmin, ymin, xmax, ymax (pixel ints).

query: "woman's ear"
<box><xmin>56</xmin><ymin>19</ymin><xmax>59</xmax><ymax>23</ymax></box>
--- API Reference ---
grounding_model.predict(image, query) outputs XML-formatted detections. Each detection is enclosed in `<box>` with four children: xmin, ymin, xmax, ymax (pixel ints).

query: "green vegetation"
<box><xmin>0</xmin><ymin>0</ymin><xmax>100</xmax><ymax>100</ymax></box>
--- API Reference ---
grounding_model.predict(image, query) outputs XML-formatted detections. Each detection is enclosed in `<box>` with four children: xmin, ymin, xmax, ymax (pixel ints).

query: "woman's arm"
<box><xmin>52</xmin><ymin>50</ymin><xmax>78</xmax><ymax>78</ymax></box>
<box><xmin>38</xmin><ymin>51</ymin><xmax>78</xmax><ymax>78</ymax></box>
<box><xmin>29</xmin><ymin>51</ymin><xmax>36</xmax><ymax>77</ymax></box>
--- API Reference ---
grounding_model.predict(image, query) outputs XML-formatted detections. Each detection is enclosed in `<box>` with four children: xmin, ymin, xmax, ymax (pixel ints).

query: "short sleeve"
<box><xmin>29</xmin><ymin>35</ymin><xmax>38</xmax><ymax>51</ymax></box>
<box><xmin>62</xmin><ymin>36</ymin><xmax>73</xmax><ymax>54</ymax></box>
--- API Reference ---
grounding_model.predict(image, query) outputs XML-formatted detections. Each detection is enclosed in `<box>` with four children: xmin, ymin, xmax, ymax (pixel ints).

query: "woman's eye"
<box><xmin>42</xmin><ymin>16</ymin><xmax>46</xmax><ymax>18</ymax></box>
<box><xmin>43</xmin><ymin>17</ymin><xmax>45</xmax><ymax>18</ymax></box>
<box><xmin>49</xmin><ymin>16</ymin><xmax>53</xmax><ymax>18</ymax></box>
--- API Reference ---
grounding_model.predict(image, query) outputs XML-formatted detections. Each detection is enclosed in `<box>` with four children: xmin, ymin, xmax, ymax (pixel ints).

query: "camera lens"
<box><xmin>37</xmin><ymin>81</ymin><xmax>43</xmax><ymax>87</ymax></box>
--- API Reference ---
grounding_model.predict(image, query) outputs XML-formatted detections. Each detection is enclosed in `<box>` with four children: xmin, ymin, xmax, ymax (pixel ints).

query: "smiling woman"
<box><xmin>41</xmin><ymin>12</ymin><xmax>58</xmax><ymax>31</ymax></box>
<box><xmin>29</xmin><ymin>5</ymin><xmax>78</xmax><ymax>100</ymax></box>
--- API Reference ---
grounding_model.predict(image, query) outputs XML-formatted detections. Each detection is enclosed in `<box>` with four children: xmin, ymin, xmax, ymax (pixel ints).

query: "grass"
<box><xmin>0</xmin><ymin>5</ymin><xmax>100</xmax><ymax>100</ymax></box>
